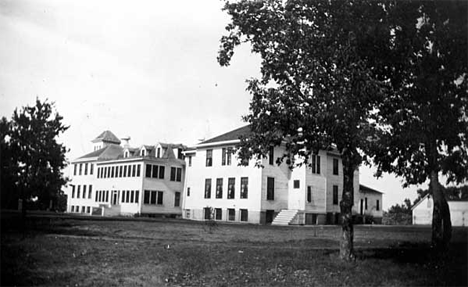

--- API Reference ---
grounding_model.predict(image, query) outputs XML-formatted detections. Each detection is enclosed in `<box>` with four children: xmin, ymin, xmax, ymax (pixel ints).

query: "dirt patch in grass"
<box><xmin>1</xmin><ymin>215</ymin><xmax>467</xmax><ymax>286</ymax></box>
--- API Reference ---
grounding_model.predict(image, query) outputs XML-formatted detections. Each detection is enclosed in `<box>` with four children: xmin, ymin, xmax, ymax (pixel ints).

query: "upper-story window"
<box><xmin>268</xmin><ymin>146</ymin><xmax>274</xmax><ymax>165</ymax></box>
<box><xmin>141</xmin><ymin>149</ymin><xmax>146</xmax><ymax>157</ymax></box>
<box><xmin>216</xmin><ymin>178</ymin><xmax>223</xmax><ymax>198</ymax></box>
<box><xmin>124</xmin><ymin>150</ymin><xmax>129</xmax><ymax>158</ymax></box>
<box><xmin>206</xmin><ymin>149</ymin><xmax>213</xmax><ymax>167</ymax></box>
<box><xmin>73</xmin><ymin>164</ymin><xmax>77</xmax><ymax>176</ymax></box>
<box><xmin>170</xmin><ymin>167</ymin><xmax>182</xmax><ymax>182</ymax></box>
<box><xmin>333</xmin><ymin>158</ymin><xmax>339</xmax><ymax>175</ymax></box>
<box><xmin>157</xmin><ymin>147</ymin><xmax>161</xmax><ymax>158</ymax></box>
<box><xmin>204</xmin><ymin>179</ymin><xmax>212</xmax><ymax>198</ymax></box>
<box><xmin>84</xmin><ymin>163</ymin><xmax>88</xmax><ymax>175</ymax></box>
<box><xmin>222</xmin><ymin>147</ymin><xmax>233</xmax><ymax>166</ymax></box>
<box><xmin>188</xmin><ymin>156</ymin><xmax>192</xmax><ymax>167</ymax></box>
<box><xmin>90</xmin><ymin>164</ymin><xmax>94</xmax><ymax>175</ymax></box>
<box><xmin>79</xmin><ymin>163</ymin><xmax>83</xmax><ymax>176</ymax></box>
<box><xmin>312</xmin><ymin>154</ymin><xmax>320</xmax><ymax>174</ymax></box>
<box><xmin>267</xmin><ymin>177</ymin><xmax>275</xmax><ymax>200</ymax></box>
<box><xmin>228</xmin><ymin>178</ymin><xmax>235</xmax><ymax>199</ymax></box>
<box><xmin>240</xmin><ymin>177</ymin><xmax>248</xmax><ymax>199</ymax></box>
<box><xmin>333</xmin><ymin>185</ymin><xmax>339</xmax><ymax>205</ymax></box>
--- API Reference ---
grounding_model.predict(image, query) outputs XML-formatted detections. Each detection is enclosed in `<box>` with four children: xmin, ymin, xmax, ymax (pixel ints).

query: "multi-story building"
<box><xmin>182</xmin><ymin>125</ymin><xmax>383</xmax><ymax>225</ymax></box>
<box><xmin>67</xmin><ymin>130</ymin><xmax>186</xmax><ymax>217</ymax></box>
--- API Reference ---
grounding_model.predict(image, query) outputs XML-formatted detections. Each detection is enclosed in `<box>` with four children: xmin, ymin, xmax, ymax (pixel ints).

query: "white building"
<box><xmin>182</xmin><ymin>125</ymin><xmax>383</xmax><ymax>225</ymax></box>
<box><xmin>67</xmin><ymin>131</ymin><xmax>186</xmax><ymax>217</ymax></box>
<box><xmin>412</xmin><ymin>194</ymin><xmax>468</xmax><ymax>226</ymax></box>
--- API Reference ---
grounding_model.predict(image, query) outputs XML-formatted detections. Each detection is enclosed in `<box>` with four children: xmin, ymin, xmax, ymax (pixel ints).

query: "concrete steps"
<box><xmin>271</xmin><ymin>209</ymin><xmax>298</xmax><ymax>226</ymax></box>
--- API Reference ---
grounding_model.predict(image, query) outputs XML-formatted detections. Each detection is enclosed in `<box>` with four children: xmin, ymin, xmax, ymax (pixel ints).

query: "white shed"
<box><xmin>412</xmin><ymin>194</ymin><xmax>468</xmax><ymax>227</ymax></box>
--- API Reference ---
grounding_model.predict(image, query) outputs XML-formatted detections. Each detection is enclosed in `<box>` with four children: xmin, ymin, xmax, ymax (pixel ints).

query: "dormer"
<box><xmin>92</xmin><ymin>130</ymin><xmax>121</xmax><ymax>151</ymax></box>
<box><xmin>123</xmin><ymin>149</ymin><xmax>130</xmax><ymax>158</ymax></box>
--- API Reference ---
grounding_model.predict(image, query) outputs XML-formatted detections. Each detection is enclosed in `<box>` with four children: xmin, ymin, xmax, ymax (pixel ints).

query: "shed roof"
<box><xmin>359</xmin><ymin>184</ymin><xmax>384</xmax><ymax>194</ymax></box>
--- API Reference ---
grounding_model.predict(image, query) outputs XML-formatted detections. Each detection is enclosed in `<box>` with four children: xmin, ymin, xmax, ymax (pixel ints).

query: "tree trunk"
<box><xmin>340</xmin><ymin>153</ymin><xmax>356</xmax><ymax>261</ymax></box>
<box><xmin>430</xmin><ymin>170</ymin><xmax>452</xmax><ymax>252</ymax></box>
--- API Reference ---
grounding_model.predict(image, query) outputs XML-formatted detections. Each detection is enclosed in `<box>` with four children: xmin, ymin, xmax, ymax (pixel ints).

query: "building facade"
<box><xmin>67</xmin><ymin>131</ymin><xmax>186</xmax><ymax>217</ymax></box>
<box><xmin>182</xmin><ymin>125</ymin><xmax>383</xmax><ymax>225</ymax></box>
<box><xmin>412</xmin><ymin>194</ymin><xmax>468</xmax><ymax>226</ymax></box>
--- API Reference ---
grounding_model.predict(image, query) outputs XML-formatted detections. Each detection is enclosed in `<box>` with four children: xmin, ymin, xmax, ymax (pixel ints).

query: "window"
<box><xmin>141</xmin><ymin>149</ymin><xmax>146</xmax><ymax>157</ymax></box>
<box><xmin>125</xmin><ymin>190</ymin><xmax>130</xmax><ymax>203</ymax></box>
<box><xmin>206</xmin><ymin>149</ymin><xmax>213</xmax><ymax>167</ymax></box>
<box><xmin>222</xmin><ymin>147</ymin><xmax>233</xmax><ymax>166</ymax></box>
<box><xmin>90</xmin><ymin>164</ymin><xmax>94</xmax><ymax>175</ymax></box>
<box><xmin>240</xmin><ymin>177</ymin><xmax>248</xmax><ymax>199</ymax></box>
<box><xmin>105</xmin><ymin>190</ymin><xmax>109</xmax><ymax>202</ymax></box>
<box><xmin>84</xmin><ymin>163</ymin><xmax>88</xmax><ymax>175</ymax></box>
<box><xmin>312</xmin><ymin>154</ymin><xmax>320</xmax><ymax>174</ymax></box>
<box><xmin>240</xmin><ymin>209</ymin><xmax>248</xmax><ymax>222</ymax></box>
<box><xmin>365</xmin><ymin>197</ymin><xmax>368</xmax><ymax>210</ymax></box>
<box><xmin>152</xmin><ymin>165</ymin><xmax>158</xmax><ymax>178</ymax></box>
<box><xmin>307</xmin><ymin>186</ymin><xmax>312</xmax><ymax>203</ymax></box>
<box><xmin>130</xmin><ymin>190</ymin><xmax>135</xmax><ymax>203</ymax></box>
<box><xmin>204</xmin><ymin>207</ymin><xmax>211</xmax><ymax>220</ymax></box>
<box><xmin>124</xmin><ymin>150</ymin><xmax>129</xmax><ymax>158</ymax></box>
<box><xmin>71</xmin><ymin>206</ymin><xmax>74</xmax><ymax>212</ymax></box>
<box><xmin>204</xmin><ymin>179</ymin><xmax>212</xmax><ymax>198</ymax></box>
<box><xmin>216</xmin><ymin>178</ymin><xmax>223</xmax><ymax>198</ymax></box>
<box><xmin>123</xmin><ymin>165</ymin><xmax>127</xmax><ymax>177</ymax></box>
<box><xmin>294</xmin><ymin>180</ymin><xmax>300</xmax><ymax>189</ymax></box>
<box><xmin>83</xmin><ymin>185</ymin><xmax>87</xmax><ymax>199</ymax></box>
<box><xmin>77</xmin><ymin>185</ymin><xmax>81</xmax><ymax>198</ymax></box>
<box><xmin>174</xmin><ymin>192</ymin><xmax>181</xmax><ymax>207</ymax></box>
<box><xmin>333</xmin><ymin>185</ymin><xmax>339</xmax><ymax>205</ymax></box>
<box><xmin>228</xmin><ymin>178</ymin><xmax>235</xmax><ymax>199</ymax></box>
<box><xmin>87</xmin><ymin>206</ymin><xmax>90</xmax><ymax>213</ymax></box>
<box><xmin>146</xmin><ymin>164</ymin><xmax>152</xmax><ymax>177</ymax></box>
<box><xmin>143</xmin><ymin>190</ymin><xmax>163</xmax><ymax>205</ymax></box>
<box><xmin>95</xmin><ymin>190</ymin><xmax>98</xmax><ymax>202</ymax></box>
<box><xmin>136</xmin><ymin>164</ymin><xmax>141</xmax><ymax>177</ymax></box>
<box><xmin>188</xmin><ymin>156</ymin><xmax>192</xmax><ymax>167</ymax></box>
<box><xmin>176</xmin><ymin>168</ymin><xmax>182</xmax><ymax>182</ymax></box>
<box><xmin>267</xmin><ymin>177</ymin><xmax>275</xmax><ymax>200</ymax></box>
<box><xmin>79</xmin><ymin>163</ymin><xmax>83</xmax><ymax>175</ymax></box>
<box><xmin>170</xmin><ymin>167</ymin><xmax>176</xmax><ymax>181</ymax></box>
<box><xmin>73</xmin><ymin>164</ymin><xmax>77</xmax><ymax>176</ymax></box>
<box><xmin>118</xmin><ymin>166</ymin><xmax>121</xmax><ymax>177</ymax></box>
<box><xmin>135</xmin><ymin>191</ymin><xmax>139</xmax><ymax>203</ymax></box>
<box><xmin>132</xmin><ymin>165</ymin><xmax>136</xmax><ymax>177</ymax></box>
<box><xmin>269</xmin><ymin>146</ymin><xmax>274</xmax><ymax>165</ymax></box>
<box><xmin>81</xmin><ymin>206</ymin><xmax>85</xmax><ymax>213</ymax></box>
<box><xmin>159</xmin><ymin>166</ymin><xmax>165</xmax><ymax>179</ymax></box>
<box><xmin>333</xmin><ymin>158</ymin><xmax>339</xmax><ymax>175</ymax></box>
<box><xmin>72</xmin><ymin>185</ymin><xmax>75</xmax><ymax>198</ymax></box>
<box><xmin>97</xmin><ymin>167</ymin><xmax>100</xmax><ymax>178</ymax></box>
<box><xmin>376</xmin><ymin>199</ymin><xmax>380</xmax><ymax>211</ymax></box>
<box><xmin>107</xmin><ymin>166</ymin><xmax>111</xmax><ymax>178</ymax></box>
<box><xmin>111</xmin><ymin>166</ymin><xmax>115</xmax><ymax>178</ymax></box>
<box><xmin>157</xmin><ymin>147</ymin><xmax>161</xmax><ymax>158</ymax></box>
<box><xmin>187</xmin><ymin>187</ymin><xmax>190</xmax><ymax>197</ymax></box>
<box><xmin>170</xmin><ymin>167</ymin><xmax>182</xmax><ymax>182</ymax></box>
<box><xmin>228</xmin><ymin>209</ymin><xmax>235</xmax><ymax>221</ymax></box>
<box><xmin>215</xmin><ymin>208</ymin><xmax>222</xmax><ymax>220</ymax></box>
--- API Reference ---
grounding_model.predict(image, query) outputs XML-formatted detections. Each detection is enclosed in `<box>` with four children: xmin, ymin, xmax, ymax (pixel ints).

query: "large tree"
<box><xmin>369</xmin><ymin>1</ymin><xmax>468</xmax><ymax>251</ymax></box>
<box><xmin>1</xmin><ymin>99</ymin><xmax>69</xmax><ymax>214</ymax></box>
<box><xmin>218</xmin><ymin>0</ymin><xmax>390</xmax><ymax>260</ymax></box>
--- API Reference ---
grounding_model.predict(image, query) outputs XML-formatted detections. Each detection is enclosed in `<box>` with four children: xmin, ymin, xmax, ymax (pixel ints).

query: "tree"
<box><xmin>218</xmin><ymin>0</ymin><xmax>390</xmax><ymax>260</ymax></box>
<box><xmin>369</xmin><ymin>1</ymin><xmax>468</xmax><ymax>251</ymax></box>
<box><xmin>384</xmin><ymin>199</ymin><xmax>412</xmax><ymax>225</ymax></box>
<box><xmin>1</xmin><ymin>99</ymin><xmax>69</xmax><ymax>215</ymax></box>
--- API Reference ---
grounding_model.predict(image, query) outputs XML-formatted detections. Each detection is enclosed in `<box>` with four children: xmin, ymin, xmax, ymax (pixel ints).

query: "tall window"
<box><xmin>135</xmin><ymin>191</ymin><xmax>139</xmax><ymax>203</ymax></box>
<box><xmin>312</xmin><ymin>154</ymin><xmax>320</xmax><ymax>174</ymax></box>
<box><xmin>170</xmin><ymin>167</ymin><xmax>182</xmax><ymax>182</ymax></box>
<box><xmin>228</xmin><ymin>208</ymin><xmax>235</xmax><ymax>221</ymax></box>
<box><xmin>84</xmin><ymin>163</ymin><xmax>88</xmax><ymax>175</ymax></box>
<box><xmin>152</xmin><ymin>165</ymin><xmax>158</xmax><ymax>178</ymax></box>
<box><xmin>333</xmin><ymin>158</ymin><xmax>339</xmax><ymax>175</ymax></box>
<box><xmin>157</xmin><ymin>147</ymin><xmax>161</xmax><ymax>158</ymax></box>
<box><xmin>376</xmin><ymin>199</ymin><xmax>380</xmax><ymax>211</ymax></box>
<box><xmin>215</xmin><ymin>208</ymin><xmax>222</xmax><ymax>220</ymax></box>
<box><xmin>228</xmin><ymin>178</ymin><xmax>235</xmax><ymax>199</ymax></box>
<box><xmin>267</xmin><ymin>177</ymin><xmax>275</xmax><ymax>200</ymax></box>
<box><xmin>365</xmin><ymin>197</ymin><xmax>368</xmax><ymax>210</ymax></box>
<box><xmin>188</xmin><ymin>156</ymin><xmax>192</xmax><ymax>167</ymax></box>
<box><xmin>307</xmin><ymin>186</ymin><xmax>312</xmax><ymax>203</ymax></box>
<box><xmin>268</xmin><ymin>146</ymin><xmax>274</xmax><ymax>165</ymax></box>
<box><xmin>132</xmin><ymin>165</ymin><xmax>136</xmax><ymax>177</ymax></box>
<box><xmin>216</xmin><ymin>178</ymin><xmax>223</xmax><ymax>198</ymax></box>
<box><xmin>204</xmin><ymin>179</ymin><xmax>212</xmax><ymax>198</ymax></box>
<box><xmin>83</xmin><ymin>185</ymin><xmax>87</xmax><ymax>199</ymax></box>
<box><xmin>72</xmin><ymin>185</ymin><xmax>75</xmax><ymax>198</ymax></box>
<box><xmin>176</xmin><ymin>167</ymin><xmax>182</xmax><ymax>182</ymax></box>
<box><xmin>206</xmin><ymin>149</ymin><xmax>213</xmax><ymax>167</ymax></box>
<box><xmin>136</xmin><ymin>164</ymin><xmax>141</xmax><ymax>177</ymax></box>
<box><xmin>204</xmin><ymin>207</ymin><xmax>212</xmax><ymax>220</ymax></box>
<box><xmin>187</xmin><ymin>187</ymin><xmax>190</xmax><ymax>197</ymax></box>
<box><xmin>222</xmin><ymin>147</ymin><xmax>233</xmax><ymax>166</ymax></box>
<box><xmin>107</xmin><ymin>166</ymin><xmax>111</xmax><ymax>178</ymax></box>
<box><xmin>157</xmin><ymin>191</ymin><xmax>163</xmax><ymax>205</ymax></box>
<box><xmin>111</xmin><ymin>166</ymin><xmax>115</xmax><ymax>178</ymax></box>
<box><xmin>90</xmin><ymin>164</ymin><xmax>94</xmax><ymax>175</ymax></box>
<box><xmin>333</xmin><ymin>185</ymin><xmax>339</xmax><ymax>205</ymax></box>
<box><xmin>143</xmin><ymin>190</ymin><xmax>163</xmax><ymax>205</ymax></box>
<box><xmin>159</xmin><ymin>166</ymin><xmax>165</xmax><ymax>179</ymax></box>
<box><xmin>73</xmin><ymin>164</ymin><xmax>77</xmax><ymax>176</ymax></box>
<box><xmin>174</xmin><ymin>192</ymin><xmax>181</xmax><ymax>207</ymax></box>
<box><xmin>77</xmin><ymin>185</ymin><xmax>81</xmax><ymax>198</ymax></box>
<box><xmin>240</xmin><ymin>209</ymin><xmax>248</xmax><ymax>222</ymax></box>
<box><xmin>146</xmin><ymin>164</ymin><xmax>152</xmax><ymax>177</ymax></box>
<box><xmin>79</xmin><ymin>163</ymin><xmax>83</xmax><ymax>175</ymax></box>
<box><xmin>240</xmin><ymin>177</ymin><xmax>248</xmax><ymax>199</ymax></box>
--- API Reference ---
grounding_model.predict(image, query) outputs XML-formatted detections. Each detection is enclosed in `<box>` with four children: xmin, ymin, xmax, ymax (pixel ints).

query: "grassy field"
<box><xmin>1</xmin><ymin>212</ymin><xmax>467</xmax><ymax>286</ymax></box>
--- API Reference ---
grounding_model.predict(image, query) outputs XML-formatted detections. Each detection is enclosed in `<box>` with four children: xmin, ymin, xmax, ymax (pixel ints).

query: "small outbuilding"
<box><xmin>411</xmin><ymin>194</ymin><xmax>468</xmax><ymax>227</ymax></box>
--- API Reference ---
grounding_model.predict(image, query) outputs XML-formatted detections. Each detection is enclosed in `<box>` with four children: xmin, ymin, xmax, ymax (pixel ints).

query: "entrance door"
<box><xmin>112</xmin><ymin>190</ymin><xmax>119</xmax><ymax>205</ymax></box>
<box><xmin>266</xmin><ymin>210</ymin><xmax>275</xmax><ymax>224</ymax></box>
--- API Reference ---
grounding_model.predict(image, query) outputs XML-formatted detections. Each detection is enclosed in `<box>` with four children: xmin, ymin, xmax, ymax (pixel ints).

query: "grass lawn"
<box><xmin>1</xmin><ymin>212</ymin><xmax>467</xmax><ymax>286</ymax></box>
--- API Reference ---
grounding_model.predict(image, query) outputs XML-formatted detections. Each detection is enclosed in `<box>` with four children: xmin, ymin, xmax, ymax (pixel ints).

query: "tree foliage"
<box><xmin>219</xmin><ymin>0</ymin><xmax>391</xmax><ymax>260</ymax></box>
<box><xmin>368</xmin><ymin>0</ymin><xmax>468</xmax><ymax>250</ymax></box>
<box><xmin>1</xmin><ymin>99</ymin><xmax>69</xmax><ymax>211</ymax></box>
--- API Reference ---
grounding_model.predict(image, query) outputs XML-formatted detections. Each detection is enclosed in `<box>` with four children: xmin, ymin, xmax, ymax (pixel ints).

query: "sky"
<box><xmin>0</xmin><ymin>0</ymin><xmax>427</xmax><ymax>210</ymax></box>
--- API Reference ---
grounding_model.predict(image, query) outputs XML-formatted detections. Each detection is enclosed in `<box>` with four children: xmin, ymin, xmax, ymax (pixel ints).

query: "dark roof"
<box><xmin>77</xmin><ymin>144</ymin><xmax>123</xmax><ymax>160</ymax></box>
<box><xmin>92</xmin><ymin>130</ymin><xmax>121</xmax><ymax>144</ymax></box>
<box><xmin>359</xmin><ymin>184</ymin><xmax>384</xmax><ymax>194</ymax></box>
<box><xmin>200</xmin><ymin>125</ymin><xmax>251</xmax><ymax>145</ymax></box>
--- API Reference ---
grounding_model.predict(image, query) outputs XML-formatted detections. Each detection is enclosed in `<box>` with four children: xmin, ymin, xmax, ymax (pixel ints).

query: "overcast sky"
<box><xmin>0</xmin><ymin>0</ymin><xmax>429</xmax><ymax>210</ymax></box>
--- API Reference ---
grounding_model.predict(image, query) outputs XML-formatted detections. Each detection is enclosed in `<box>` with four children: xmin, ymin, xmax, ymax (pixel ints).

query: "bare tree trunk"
<box><xmin>340</xmin><ymin>154</ymin><xmax>356</xmax><ymax>261</ymax></box>
<box><xmin>430</xmin><ymin>170</ymin><xmax>452</xmax><ymax>252</ymax></box>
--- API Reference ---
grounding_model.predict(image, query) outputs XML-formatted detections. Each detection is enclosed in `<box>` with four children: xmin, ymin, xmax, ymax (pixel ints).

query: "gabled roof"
<box><xmin>92</xmin><ymin>130</ymin><xmax>121</xmax><ymax>144</ymax></box>
<box><xmin>77</xmin><ymin>144</ymin><xmax>123</xmax><ymax>161</ymax></box>
<box><xmin>359</xmin><ymin>184</ymin><xmax>384</xmax><ymax>194</ymax></box>
<box><xmin>200</xmin><ymin>125</ymin><xmax>251</xmax><ymax>145</ymax></box>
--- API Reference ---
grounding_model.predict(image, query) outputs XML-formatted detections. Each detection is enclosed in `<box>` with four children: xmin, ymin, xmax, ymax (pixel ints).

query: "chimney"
<box><xmin>121</xmin><ymin>136</ymin><xmax>131</xmax><ymax>148</ymax></box>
